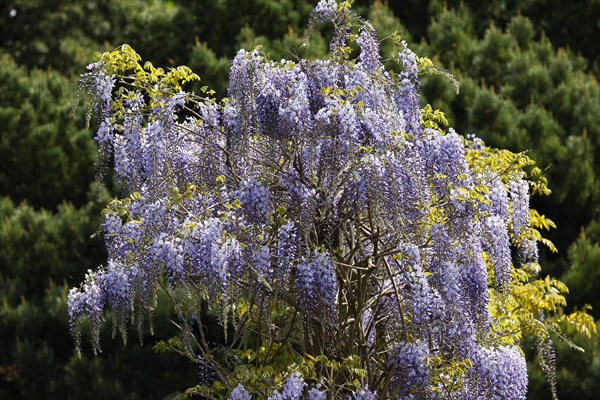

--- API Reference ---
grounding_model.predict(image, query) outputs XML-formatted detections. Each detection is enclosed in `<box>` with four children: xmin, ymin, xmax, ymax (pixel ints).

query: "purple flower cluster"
<box><xmin>483</xmin><ymin>215</ymin><xmax>512</xmax><ymax>292</ymax></box>
<box><xmin>295</xmin><ymin>251</ymin><xmax>338</xmax><ymax>330</ymax></box>
<box><xmin>460</xmin><ymin>235</ymin><xmax>491</xmax><ymax>334</ymax></box>
<box><xmin>236</xmin><ymin>177</ymin><xmax>271</xmax><ymax>224</ymax></box>
<box><xmin>227</xmin><ymin>378</ymin><xmax>377</xmax><ymax>400</ymax></box>
<box><xmin>276</xmin><ymin>223</ymin><xmax>298</xmax><ymax>290</ymax></box>
<box><xmin>188</xmin><ymin>218</ymin><xmax>243</xmax><ymax>302</ymax></box>
<box><xmin>350</xmin><ymin>386</ymin><xmax>378</xmax><ymax>400</ymax></box>
<box><xmin>509</xmin><ymin>177</ymin><xmax>530</xmax><ymax>238</ymax></box>
<box><xmin>152</xmin><ymin>234</ymin><xmax>185</xmax><ymax>282</ymax></box>
<box><xmin>396</xmin><ymin>43</ymin><xmax>422</xmax><ymax>136</ymax></box>
<box><xmin>114</xmin><ymin>93</ymin><xmax>145</xmax><ymax>188</ymax></box>
<box><xmin>398</xmin><ymin>244</ymin><xmax>438</xmax><ymax>331</ymax></box>
<box><xmin>67</xmin><ymin>270</ymin><xmax>106</xmax><ymax>354</ymax></box>
<box><xmin>389</xmin><ymin>340</ymin><xmax>431</xmax><ymax>399</ymax></box>
<box><xmin>82</xmin><ymin>62</ymin><xmax>116</xmax><ymax>147</ymax></box>
<box><xmin>310</xmin><ymin>0</ymin><xmax>338</xmax><ymax>25</ymax></box>
<box><xmin>357</xmin><ymin>25</ymin><xmax>383</xmax><ymax>75</ymax></box>
<box><xmin>228</xmin><ymin>384</ymin><xmax>252</xmax><ymax>400</ymax></box>
<box><xmin>307</xmin><ymin>387</ymin><xmax>327</xmax><ymax>400</ymax></box>
<box><xmin>487</xmin><ymin>177</ymin><xmax>509</xmax><ymax>221</ymax></box>
<box><xmin>100</xmin><ymin>261</ymin><xmax>131</xmax><ymax>313</ymax></box>
<box><xmin>470</xmin><ymin>346</ymin><xmax>528</xmax><ymax>400</ymax></box>
<box><xmin>268</xmin><ymin>372</ymin><xmax>307</xmax><ymax>400</ymax></box>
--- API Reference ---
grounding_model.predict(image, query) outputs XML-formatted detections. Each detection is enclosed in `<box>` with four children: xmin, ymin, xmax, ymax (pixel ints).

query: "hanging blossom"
<box><xmin>396</xmin><ymin>41</ymin><xmax>422</xmax><ymax>136</ymax></box>
<box><xmin>509</xmin><ymin>177</ymin><xmax>530</xmax><ymax>238</ymax></box>
<box><xmin>236</xmin><ymin>177</ymin><xmax>271</xmax><ymax>224</ymax></box>
<box><xmin>388</xmin><ymin>340</ymin><xmax>432</xmax><ymax>399</ymax></box>
<box><xmin>268</xmin><ymin>373</ymin><xmax>307</xmax><ymax>400</ymax></box>
<box><xmin>469</xmin><ymin>346</ymin><xmax>528</xmax><ymax>400</ymax></box>
<box><xmin>311</xmin><ymin>0</ymin><xmax>338</xmax><ymax>24</ymax></box>
<box><xmin>68</xmin><ymin>269</ymin><xmax>106</xmax><ymax>355</ymax></box>
<box><xmin>227</xmin><ymin>384</ymin><xmax>252</xmax><ymax>400</ymax></box>
<box><xmin>307</xmin><ymin>387</ymin><xmax>327</xmax><ymax>400</ymax></box>
<box><xmin>295</xmin><ymin>251</ymin><xmax>338</xmax><ymax>331</ymax></box>
<box><xmin>356</xmin><ymin>24</ymin><xmax>383</xmax><ymax>75</ymax></box>
<box><xmin>275</xmin><ymin>222</ymin><xmax>298</xmax><ymax>290</ymax></box>
<box><xmin>82</xmin><ymin>62</ymin><xmax>116</xmax><ymax>146</ymax></box>
<box><xmin>349</xmin><ymin>386</ymin><xmax>377</xmax><ymax>400</ymax></box>
<box><xmin>483</xmin><ymin>215</ymin><xmax>512</xmax><ymax>292</ymax></box>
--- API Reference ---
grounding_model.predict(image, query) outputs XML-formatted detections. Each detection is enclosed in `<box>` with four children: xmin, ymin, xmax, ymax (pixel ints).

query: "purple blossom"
<box><xmin>295</xmin><ymin>251</ymin><xmax>338</xmax><ymax>330</ymax></box>
<box><xmin>186</xmin><ymin>218</ymin><xmax>243</xmax><ymax>301</ymax></box>
<box><xmin>82</xmin><ymin>62</ymin><xmax>116</xmax><ymax>146</ymax></box>
<box><xmin>197</xmin><ymin>355</ymin><xmax>215</xmax><ymax>386</ymax></box>
<box><xmin>336</xmin><ymin>102</ymin><xmax>361</xmax><ymax>142</ymax></box>
<box><xmin>252</xmin><ymin>244</ymin><xmax>273</xmax><ymax>292</ymax></box>
<box><xmin>396</xmin><ymin>43</ymin><xmax>421</xmax><ymax>136</ymax></box>
<box><xmin>310</xmin><ymin>0</ymin><xmax>338</xmax><ymax>25</ymax></box>
<box><xmin>424</xmin><ymin>129</ymin><xmax>472</xmax><ymax>200</ymax></box>
<box><xmin>269</xmin><ymin>372</ymin><xmax>306</xmax><ymax>400</ymax></box>
<box><xmin>307</xmin><ymin>387</ymin><xmax>327</xmax><ymax>400</ymax></box>
<box><xmin>520</xmin><ymin>238</ymin><xmax>539</xmax><ymax>264</ymax></box>
<box><xmin>357</xmin><ymin>25</ymin><xmax>382</xmax><ymax>75</ymax></box>
<box><xmin>228</xmin><ymin>384</ymin><xmax>252</xmax><ymax>400</ymax></box>
<box><xmin>398</xmin><ymin>244</ymin><xmax>438</xmax><ymax>330</ymax></box>
<box><xmin>380</xmin><ymin>153</ymin><xmax>428</xmax><ymax>231</ymax></box>
<box><xmin>276</xmin><ymin>223</ymin><xmax>298</xmax><ymax>289</ymax></box>
<box><xmin>470</xmin><ymin>346</ymin><xmax>528</xmax><ymax>400</ymax></box>
<box><xmin>151</xmin><ymin>234</ymin><xmax>185</xmax><ymax>282</ymax></box>
<box><xmin>101</xmin><ymin>260</ymin><xmax>131</xmax><ymax>312</ymax></box>
<box><xmin>349</xmin><ymin>386</ymin><xmax>378</xmax><ymax>400</ymax></box>
<box><xmin>459</xmin><ymin>235</ymin><xmax>491</xmax><ymax>334</ymax></box>
<box><xmin>227</xmin><ymin>49</ymin><xmax>262</xmax><ymax>137</ymax></box>
<box><xmin>114</xmin><ymin>93</ymin><xmax>145</xmax><ymax>188</ymax></box>
<box><xmin>487</xmin><ymin>177</ymin><xmax>509</xmax><ymax>221</ymax></box>
<box><xmin>67</xmin><ymin>270</ymin><xmax>106</xmax><ymax>354</ymax></box>
<box><xmin>236</xmin><ymin>177</ymin><xmax>271</xmax><ymax>224</ymax></box>
<box><xmin>67</xmin><ymin>287</ymin><xmax>85</xmax><ymax>350</ymax></box>
<box><xmin>509</xmin><ymin>177</ymin><xmax>530</xmax><ymax>238</ymax></box>
<box><xmin>389</xmin><ymin>340</ymin><xmax>431</xmax><ymax>398</ymax></box>
<box><xmin>483</xmin><ymin>215</ymin><xmax>512</xmax><ymax>292</ymax></box>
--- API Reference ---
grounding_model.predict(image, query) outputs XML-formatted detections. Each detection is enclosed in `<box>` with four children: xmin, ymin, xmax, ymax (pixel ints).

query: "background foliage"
<box><xmin>0</xmin><ymin>0</ymin><xmax>598</xmax><ymax>398</ymax></box>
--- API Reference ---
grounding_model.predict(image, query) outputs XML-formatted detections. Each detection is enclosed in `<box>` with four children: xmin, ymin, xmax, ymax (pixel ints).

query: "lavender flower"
<box><xmin>295</xmin><ymin>251</ymin><xmax>338</xmax><ymax>330</ymax></box>
<box><xmin>307</xmin><ymin>387</ymin><xmax>327</xmax><ymax>400</ymax></box>
<box><xmin>82</xmin><ymin>62</ymin><xmax>116</xmax><ymax>146</ymax></box>
<box><xmin>520</xmin><ymin>238</ymin><xmax>539</xmax><ymax>264</ymax></box>
<box><xmin>228</xmin><ymin>384</ymin><xmax>252</xmax><ymax>400</ymax></box>
<box><xmin>357</xmin><ymin>25</ymin><xmax>382</xmax><ymax>75</ymax></box>
<box><xmin>114</xmin><ymin>93</ymin><xmax>145</xmax><ymax>188</ymax></box>
<box><xmin>483</xmin><ymin>215</ymin><xmax>512</xmax><ymax>292</ymax></box>
<box><xmin>197</xmin><ymin>355</ymin><xmax>215</xmax><ymax>386</ymax></box>
<box><xmin>275</xmin><ymin>223</ymin><xmax>298</xmax><ymax>289</ymax></box>
<box><xmin>310</xmin><ymin>0</ymin><xmax>338</xmax><ymax>25</ymax></box>
<box><xmin>396</xmin><ymin>42</ymin><xmax>421</xmax><ymax>136</ymax></box>
<box><xmin>67</xmin><ymin>270</ymin><xmax>106</xmax><ymax>354</ymax></box>
<box><xmin>350</xmin><ymin>386</ymin><xmax>378</xmax><ymax>400</ymax></box>
<box><xmin>227</xmin><ymin>49</ymin><xmax>262</xmax><ymax>137</ymax></box>
<box><xmin>101</xmin><ymin>261</ymin><xmax>131</xmax><ymax>312</ymax></box>
<box><xmin>236</xmin><ymin>177</ymin><xmax>271</xmax><ymax>224</ymax></box>
<box><xmin>389</xmin><ymin>340</ymin><xmax>431</xmax><ymax>398</ymax></box>
<box><xmin>487</xmin><ymin>177</ymin><xmax>509</xmax><ymax>221</ymax></box>
<box><xmin>470</xmin><ymin>346</ymin><xmax>528</xmax><ymax>400</ymax></box>
<box><xmin>509</xmin><ymin>177</ymin><xmax>530</xmax><ymax>239</ymax></box>
<box><xmin>269</xmin><ymin>372</ymin><xmax>306</xmax><ymax>400</ymax></box>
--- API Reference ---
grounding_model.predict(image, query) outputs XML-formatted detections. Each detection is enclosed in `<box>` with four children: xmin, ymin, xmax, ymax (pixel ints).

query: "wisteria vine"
<box><xmin>68</xmin><ymin>1</ymin><xmax>595</xmax><ymax>399</ymax></box>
